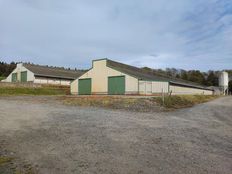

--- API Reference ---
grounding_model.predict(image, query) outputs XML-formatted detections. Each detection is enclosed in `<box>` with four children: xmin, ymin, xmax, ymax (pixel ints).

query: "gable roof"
<box><xmin>105</xmin><ymin>59</ymin><xmax>212</xmax><ymax>90</ymax></box>
<box><xmin>23</xmin><ymin>63</ymin><xmax>85</xmax><ymax>80</ymax></box>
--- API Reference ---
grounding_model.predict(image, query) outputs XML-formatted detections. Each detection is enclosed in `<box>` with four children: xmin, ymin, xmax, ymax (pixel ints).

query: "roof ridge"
<box><xmin>23</xmin><ymin>63</ymin><xmax>83</xmax><ymax>72</ymax></box>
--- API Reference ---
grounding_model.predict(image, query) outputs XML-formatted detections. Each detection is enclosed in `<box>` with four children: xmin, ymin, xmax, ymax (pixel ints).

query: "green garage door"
<box><xmin>108</xmin><ymin>76</ymin><xmax>125</xmax><ymax>95</ymax></box>
<box><xmin>78</xmin><ymin>78</ymin><xmax>92</xmax><ymax>95</ymax></box>
<box><xmin>21</xmin><ymin>71</ymin><xmax>27</xmax><ymax>82</ymax></box>
<box><xmin>12</xmin><ymin>73</ymin><xmax>17</xmax><ymax>82</ymax></box>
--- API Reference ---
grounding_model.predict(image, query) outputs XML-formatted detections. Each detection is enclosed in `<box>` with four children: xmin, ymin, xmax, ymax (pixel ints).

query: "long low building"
<box><xmin>71</xmin><ymin>59</ymin><xmax>214</xmax><ymax>95</ymax></box>
<box><xmin>3</xmin><ymin>63</ymin><xmax>84</xmax><ymax>86</ymax></box>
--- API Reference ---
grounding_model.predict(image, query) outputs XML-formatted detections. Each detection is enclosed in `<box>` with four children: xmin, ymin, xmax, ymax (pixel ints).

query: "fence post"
<box><xmin>162</xmin><ymin>88</ymin><xmax>164</xmax><ymax>106</ymax></box>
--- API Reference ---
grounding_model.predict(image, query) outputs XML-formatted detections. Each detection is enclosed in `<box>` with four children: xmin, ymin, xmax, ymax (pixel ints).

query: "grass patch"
<box><xmin>0</xmin><ymin>156</ymin><xmax>36</xmax><ymax>174</ymax></box>
<box><xmin>63</xmin><ymin>96</ymin><xmax>162</xmax><ymax>112</ymax></box>
<box><xmin>0</xmin><ymin>156</ymin><xmax>13</xmax><ymax>165</ymax></box>
<box><xmin>0</xmin><ymin>76</ymin><xmax>5</xmax><ymax>81</ymax></box>
<box><xmin>153</xmin><ymin>95</ymin><xmax>219</xmax><ymax>109</ymax></box>
<box><xmin>0</xmin><ymin>86</ymin><xmax>69</xmax><ymax>96</ymax></box>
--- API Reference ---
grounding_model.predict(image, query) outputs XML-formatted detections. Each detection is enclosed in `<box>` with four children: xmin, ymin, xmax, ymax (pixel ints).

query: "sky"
<box><xmin>0</xmin><ymin>0</ymin><xmax>232</xmax><ymax>71</ymax></box>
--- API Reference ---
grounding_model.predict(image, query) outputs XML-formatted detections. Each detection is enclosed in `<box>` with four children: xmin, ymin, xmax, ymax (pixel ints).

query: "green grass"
<box><xmin>0</xmin><ymin>156</ymin><xmax>13</xmax><ymax>165</ymax></box>
<box><xmin>0</xmin><ymin>156</ymin><xmax>35</xmax><ymax>174</ymax></box>
<box><xmin>153</xmin><ymin>95</ymin><xmax>219</xmax><ymax>109</ymax></box>
<box><xmin>0</xmin><ymin>76</ymin><xmax>5</xmax><ymax>81</ymax></box>
<box><xmin>0</xmin><ymin>87</ymin><xmax>69</xmax><ymax>96</ymax></box>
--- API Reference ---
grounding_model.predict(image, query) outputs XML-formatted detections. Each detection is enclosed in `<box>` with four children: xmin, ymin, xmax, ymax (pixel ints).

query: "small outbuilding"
<box><xmin>71</xmin><ymin>59</ymin><xmax>213</xmax><ymax>95</ymax></box>
<box><xmin>3</xmin><ymin>63</ymin><xmax>84</xmax><ymax>86</ymax></box>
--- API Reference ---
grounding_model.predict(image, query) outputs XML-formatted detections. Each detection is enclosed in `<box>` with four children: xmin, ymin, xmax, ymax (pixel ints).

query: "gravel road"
<box><xmin>0</xmin><ymin>96</ymin><xmax>231</xmax><ymax>174</ymax></box>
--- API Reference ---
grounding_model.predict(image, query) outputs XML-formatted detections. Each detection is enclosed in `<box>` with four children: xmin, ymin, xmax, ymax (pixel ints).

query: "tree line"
<box><xmin>142</xmin><ymin>67</ymin><xmax>232</xmax><ymax>92</ymax></box>
<box><xmin>0</xmin><ymin>61</ymin><xmax>17</xmax><ymax>79</ymax></box>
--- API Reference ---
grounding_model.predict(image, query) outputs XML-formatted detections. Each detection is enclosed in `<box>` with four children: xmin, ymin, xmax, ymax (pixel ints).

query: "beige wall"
<box><xmin>170</xmin><ymin>85</ymin><xmax>213</xmax><ymax>95</ymax></box>
<box><xmin>4</xmin><ymin>63</ymin><xmax>35</xmax><ymax>82</ymax></box>
<box><xmin>71</xmin><ymin>59</ymin><xmax>139</xmax><ymax>95</ymax></box>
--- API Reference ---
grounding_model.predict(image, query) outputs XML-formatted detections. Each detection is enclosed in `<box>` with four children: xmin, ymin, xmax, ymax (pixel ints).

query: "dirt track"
<box><xmin>0</xmin><ymin>96</ymin><xmax>232</xmax><ymax>174</ymax></box>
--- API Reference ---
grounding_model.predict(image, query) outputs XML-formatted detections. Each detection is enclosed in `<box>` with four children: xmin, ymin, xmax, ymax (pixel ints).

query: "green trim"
<box><xmin>12</xmin><ymin>73</ymin><xmax>17</xmax><ymax>82</ymax></box>
<box><xmin>78</xmin><ymin>78</ymin><xmax>92</xmax><ymax>95</ymax></box>
<box><xmin>108</xmin><ymin>76</ymin><xmax>125</xmax><ymax>95</ymax></box>
<box><xmin>139</xmin><ymin>79</ymin><xmax>170</xmax><ymax>82</ymax></box>
<box><xmin>20</xmin><ymin>71</ymin><xmax>27</xmax><ymax>82</ymax></box>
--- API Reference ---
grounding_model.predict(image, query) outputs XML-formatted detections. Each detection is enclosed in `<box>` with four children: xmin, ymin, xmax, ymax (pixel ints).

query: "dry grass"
<box><xmin>63</xmin><ymin>96</ymin><xmax>163</xmax><ymax>112</ymax></box>
<box><xmin>63</xmin><ymin>95</ymin><xmax>220</xmax><ymax>111</ymax></box>
<box><xmin>153</xmin><ymin>95</ymin><xmax>219</xmax><ymax>109</ymax></box>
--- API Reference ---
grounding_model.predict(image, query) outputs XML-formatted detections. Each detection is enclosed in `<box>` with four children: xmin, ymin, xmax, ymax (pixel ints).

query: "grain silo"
<box><xmin>219</xmin><ymin>71</ymin><xmax>229</xmax><ymax>95</ymax></box>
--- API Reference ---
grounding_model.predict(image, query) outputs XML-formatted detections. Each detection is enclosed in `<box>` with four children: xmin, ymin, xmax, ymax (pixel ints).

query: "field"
<box><xmin>0</xmin><ymin>85</ymin><xmax>69</xmax><ymax>96</ymax></box>
<box><xmin>0</xmin><ymin>95</ymin><xmax>231</xmax><ymax>174</ymax></box>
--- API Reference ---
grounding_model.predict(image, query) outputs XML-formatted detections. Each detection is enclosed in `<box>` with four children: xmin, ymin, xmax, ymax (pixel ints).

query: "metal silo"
<box><xmin>219</xmin><ymin>71</ymin><xmax>229</xmax><ymax>95</ymax></box>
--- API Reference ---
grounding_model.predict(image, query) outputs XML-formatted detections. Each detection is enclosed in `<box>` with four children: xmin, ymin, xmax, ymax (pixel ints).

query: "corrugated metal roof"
<box><xmin>106</xmin><ymin>59</ymin><xmax>212</xmax><ymax>90</ymax></box>
<box><xmin>23</xmin><ymin>64</ymin><xmax>85</xmax><ymax>80</ymax></box>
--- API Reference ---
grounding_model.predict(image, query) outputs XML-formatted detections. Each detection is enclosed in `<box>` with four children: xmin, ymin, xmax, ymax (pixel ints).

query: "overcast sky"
<box><xmin>0</xmin><ymin>0</ymin><xmax>231</xmax><ymax>71</ymax></box>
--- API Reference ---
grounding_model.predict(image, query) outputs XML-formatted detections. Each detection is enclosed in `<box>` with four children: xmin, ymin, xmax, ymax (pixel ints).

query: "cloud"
<box><xmin>0</xmin><ymin>0</ymin><xmax>231</xmax><ymax>70</ymax></box>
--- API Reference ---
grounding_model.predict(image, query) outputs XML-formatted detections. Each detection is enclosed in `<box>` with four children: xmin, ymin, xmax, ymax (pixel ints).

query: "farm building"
<box><xmin>71</xmin><ymin>59</ymin><xmax>214</xmax><ymax>95</ymax></box>
<box><xmin>3</xmin><ymin>63</ymin><xmax>84</xmax><ymax>86</ymax></box>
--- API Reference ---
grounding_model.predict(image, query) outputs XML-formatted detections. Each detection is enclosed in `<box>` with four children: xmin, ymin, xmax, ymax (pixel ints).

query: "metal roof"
<box><xmin>23</xmin><ymin>63</ymin><xmax>85</xmax><ymax>80</ymax></box>
<box><xmin>106</xmin><ymin>59</ymin><xmax>212</xmax><ymax>90</ymax></box>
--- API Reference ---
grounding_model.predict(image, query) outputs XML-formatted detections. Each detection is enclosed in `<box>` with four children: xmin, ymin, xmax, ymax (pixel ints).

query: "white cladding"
<box><xmin>219</xmin><ymin>71</ymin><xmax>229</xmax><ymax>87</ymax></box>
<box><xmin>169</xmin><ymin>85</ymin><xmax>213</xmax><ymax>95</ymax></box>
<box><xmin>139</xmin><ymin>81</ymin><xmax>169</xmax><ymax>95</ymax></box>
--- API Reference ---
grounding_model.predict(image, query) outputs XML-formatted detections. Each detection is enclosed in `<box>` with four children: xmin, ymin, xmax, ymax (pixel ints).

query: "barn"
<box><xmin>3</xmin><ymin>63</ymin><xmax>84</xmax><ymax>86</ymax></box>
<box><xmin>71</xmin><ymin>59</ymin><xmax>213</xmax><ymax>95</ymax></box>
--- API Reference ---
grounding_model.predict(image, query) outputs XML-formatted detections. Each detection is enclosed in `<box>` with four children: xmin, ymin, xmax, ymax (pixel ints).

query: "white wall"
<box><xmin>71</xmin><ymin>59</ymin><xmax>139</xmax><ymax>95</ymax></box>
<box><xmin>139</xmin><ymin>81</ymin><xmax>169</xmax><ymax>95</ymax></box>
<box><xmin>139</xmin><ymin>81</ymin><xmax>152</xmax><ymax>95</ymax></box>
<box><xmin>170</xmin><ymin>85</ymin><xmax>213</xmax><ymax>95</ymax></box>
<box><xmin>4</xmin><ymin>63</ymin><xmax>35</xmax><ymax>82</ymax></box>
<box><xmin>34</xmin><ymin>77</ymin><xmax>71</xmax><ymax>86</ymax></box>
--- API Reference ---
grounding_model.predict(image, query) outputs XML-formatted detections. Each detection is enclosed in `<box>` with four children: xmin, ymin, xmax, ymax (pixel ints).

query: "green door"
<box><xmin>21</xmin><ymin>71</ymin><xmax>27</xmax><ymax>82</ymax></box>
<box><xmin>108</xmin><ymin>76</ymin><xmax>125</xmax><ymax>95</ymax></box>
<box><xmin>12</xmin><ymin>73</ymin><xmax>17</xmax><ymax>82</ymax></box>
<box><xmin>78</xmin><ymin>78</ymin><xmax>91</xmax><ymax>95</ymax></box>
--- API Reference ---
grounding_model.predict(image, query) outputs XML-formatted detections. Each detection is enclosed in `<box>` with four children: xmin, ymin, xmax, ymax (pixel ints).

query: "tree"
<box><xmin>206</xmin><ymin>71</ymin><xmax>218</xmax><ymax>86</ymax></box>
<box><xmin>180</xmin><ymin>70</ymin><xmax>188</xmax><ymax>80</ymax></box>
<box><xmin>188</xmin><ymin>70</ymin><xmax>206</xmax><ymax>84</ymax></box>
<box><xmin>229</xmin><ymin>81</ymin><xmax>232</xmax><ymax>94</ymax></box>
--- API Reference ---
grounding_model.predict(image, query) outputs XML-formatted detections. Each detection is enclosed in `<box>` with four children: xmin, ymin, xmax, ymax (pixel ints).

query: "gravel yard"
<box><xmin>0</xmin><ymin>96</ymin><xmax>232</xmax><ymax>174</ymax></box>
